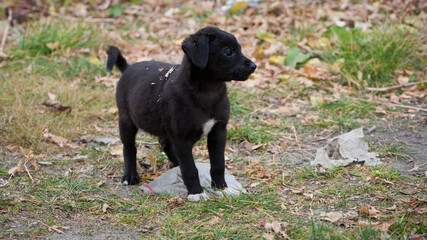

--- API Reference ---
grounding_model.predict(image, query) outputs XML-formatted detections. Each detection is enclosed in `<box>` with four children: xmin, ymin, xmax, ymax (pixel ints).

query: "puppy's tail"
<box><xmin>106</xmin><ymin>46</ymin><xmax>128</xmax><ymax>75</ymax></box>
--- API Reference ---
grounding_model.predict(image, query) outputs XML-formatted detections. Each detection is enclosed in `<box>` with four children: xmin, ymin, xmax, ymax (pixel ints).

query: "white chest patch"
<box><xmin>202</xmin><ymin>119</ymin><xmax>216</xmax><ymax>137</ymax></box>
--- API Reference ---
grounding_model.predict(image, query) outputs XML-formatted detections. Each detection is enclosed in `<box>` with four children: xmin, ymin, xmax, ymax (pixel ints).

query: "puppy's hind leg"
<box><xmin>119</xmin><ymin>114</ymin><xmax>140</xmax><ymax>185</ymax></box>
<box><xmin>159</xmin><ymin>138</ymin><xmax>179</xmax><ymax>167</ymax></box>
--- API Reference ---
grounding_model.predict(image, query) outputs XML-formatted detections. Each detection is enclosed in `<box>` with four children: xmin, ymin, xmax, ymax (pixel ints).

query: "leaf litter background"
<box><xmin>0</xmin><ymin>0</ymin><xmax>426</xmax><ymax>239</ymax></box>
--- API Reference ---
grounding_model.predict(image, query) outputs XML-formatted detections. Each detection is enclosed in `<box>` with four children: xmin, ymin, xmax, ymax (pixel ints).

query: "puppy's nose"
<box><xmin>249</xmin><ymin>62</ymin><xmax>257</xmax><ymax>71</ymax></box>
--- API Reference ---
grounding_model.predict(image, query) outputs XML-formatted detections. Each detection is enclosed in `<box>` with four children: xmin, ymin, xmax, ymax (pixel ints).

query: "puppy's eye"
<box><xmin>224</xmin><ymin>49</ymin><xmax>233</xmax><ymax>56</ymax></box>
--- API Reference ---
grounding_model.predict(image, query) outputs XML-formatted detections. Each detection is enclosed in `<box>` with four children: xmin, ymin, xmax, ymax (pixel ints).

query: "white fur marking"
<box><xmin>187</xmin><ymin>191</ymin><xmax>209</xmax><ymax>201</ymax></box>
<box><xmin>202</xmin><ymin>119</ymin><xmax>216</xmax><ymax>137</ymax></box>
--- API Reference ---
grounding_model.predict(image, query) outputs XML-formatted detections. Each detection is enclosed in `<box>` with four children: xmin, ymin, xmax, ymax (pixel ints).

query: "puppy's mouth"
<box><xmin>231</xmin><ymin>61</ymin><xmax>256</xmax><ymax>81</ymax></box>
<box><xmin>232</xmin><ymin>72</ymin><xmax>253</xmax><ymax>81</ymax></box>
<box><xmin>232</xmin><ymin>68</ymin><xmax>256</xmax><ymax>81</ymax></box>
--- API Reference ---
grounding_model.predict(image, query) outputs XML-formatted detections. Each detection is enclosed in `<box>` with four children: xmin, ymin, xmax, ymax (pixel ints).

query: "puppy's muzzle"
<box><xmin>232</xmin><ymin>59</ymin><xmax>257</xmax><ymax>81</ymax></box>
<box><xmin>247</xmin><ymin>61</ymin><xmax>257</xmax><ymax>72</ymax></box>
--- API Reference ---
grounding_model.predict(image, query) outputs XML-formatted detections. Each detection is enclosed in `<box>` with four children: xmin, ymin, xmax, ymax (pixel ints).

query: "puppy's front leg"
<box><xmin>171</xmin><ymin>138</ymin><xmax>203</xmax><ymax>194</ymax></box>
<box><xmin>208</xmin><ymin>123</ymin><xmax>228</xmax><ymax>189</ymax></box>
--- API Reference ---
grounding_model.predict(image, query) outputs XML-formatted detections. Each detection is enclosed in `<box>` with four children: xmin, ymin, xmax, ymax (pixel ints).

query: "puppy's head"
<box><xmin>182</xmin><ymin>26</ymin><xmax>256</xmax><ymax>81</ymax></box>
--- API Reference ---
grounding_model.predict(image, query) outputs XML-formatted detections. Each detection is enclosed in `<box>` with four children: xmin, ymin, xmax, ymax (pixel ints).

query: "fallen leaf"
<box><xmin>265</xmin><ymin>221</ymin><xmax>281</xmax><ymax>234</ymax></box>
<box><xmin>172</xmin><ymin>38</ymin><xmax>184</xmax><ymax>46</ymax></box>
<box><xmin>361</xmin><ymin>205</ymin><xmax>381</xmax><ymax>217</ymax></box>
<box><xmin>89</xmin><ymin>55</ymin><xmax>101</xmax><ymax>66</ymax></box>
<box><xmin>97</xmin><ymin>179</ymin><xmax>106</xmax><ymax>187</ymax></box>
<box><xmin>306</xmin><ymin>34</ymin><xmax>332</xmax><ymax>49</ymax></box>
<box><xmin>230</xmin><ymin>2</ymin><xmax>249</xmax><ymax>13</ymax></box>
<box><xmin>42</xmin><ymin>100</ymin><xmax>72</xmax><ymax>113</ymax></box>
<box><xmin>345</xmin><ymin>210</ymin><xmax>359</xmax><ymax>220</ymax></box>
<box><xmin>262</xmin><ymin>233</ymin><xmax>274</xmax><ymax>240</ymax></box>
<box><xmin>284</xmin><ymin>46</ymin><xmax>312</xmax><ymax>68</ymax></box>
<box><xmin>319</xmin><ymin>211</ymin><xmax>343</xmax><ymax>223</ymax></box>
<box><xmin>271</xmin><ymin>221</ymin><xmax>281</xmax><ymax>234</ymax></box>
<box><xmin>268</xmin><ymin>55</ymin><xmax>285</xmax><ymax>65</ymax></box>
<box><xmin>102</xmin><ymin>203</ymin><xmax>109</xmax><ymax>213</ymax></box>
<box><xmin>43</xmin><ymin>129</ymin><xmax>78</xmax><ymax>149</ymax></box>
<box><xmin>107</xmin><ymin>106</ymin><xmax>118</xmax><ymax>114</ymax></box>
<box><xmin>400</xmin><ymin>186</ymin><xmax>417</xmax><ymax>195</ymax></box>
<box><xmin>168</xmin><ymin>196</ymin><xmax>186</xmax><ymax>206</ymax></box>
<box><xmin>375</xmin><ymin>218</ymin><xmax>398</xmax><ymax>232</ymax></box>
<box><xmin>46</xmin><ymin>41</ymin><xmax>59</xmax><ymax>50</ymax></box>
<box><xmin>110</xmin><ymin>145</ymin><xmax>123</xmax><ymax>162</ymax></box>
<box><xmin>408</xmin><ymin>234</ymin><xmax>427</xmax><ymax>240</ymax></box>
<box><xmin>331</xmin><ymin>58</ymin><xmax>345</xmax><ymax>73</ymax></box>
<box><xmin>207</xmin><ymin>216</ymin><xmax>221</xmax><ymax>226</ymax></box>
<box><xmin>48</xmin><ymin>92</ymin><xmax>57</xmax><ymax>101</ymax></box>
<box><xmin>8</xmin><ymin>166</ymin><xmax>20</xmax><ymax>176</ymax></box>
<box><xmin>267</xmin><ymin>106</ymin><xmax>300</xmax><ymax>116</ymax></box>
<box><xmin>24</xmin><ymin>64</ymin><xmax>32</xmax><ymax>74</ymax></box>
<box><xmin>397</xmin><ymin>75</ymin><xmax>410</xmax><ymax>84</ymax></box>
<box><xmin>8</xmin><ymin>151</ymin><xmax>43</xmax><ymax>176</ymax></box>
<box><xmin>305</xmin><ymin>58</ymin><xmax>330</xmax><ymax>70</ymax></box>
<box><xmin>309</xmin><ymin>95</ymin><xmax>324</xmax><ymax>107</ymax></box>
<box><xmin>251</xmin><ymin>144</ymin><xmax>265</xmax><ymax>151</ymax></box>
<box><xmin>359</xmin><ymin>218</ymin><xmax>398</xmax><ymax>232</ymax></box>
<box><xmin>375</xmin><ymin>106</ymin><xmax>387</xmax><ymax>114</ymax></box>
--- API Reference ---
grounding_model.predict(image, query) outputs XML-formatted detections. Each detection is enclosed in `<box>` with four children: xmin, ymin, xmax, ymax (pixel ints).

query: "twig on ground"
<box><xmin>49</xmin><ymin>12</ymin><xmax>115</xmax><ymax>23</ymax></box>
<box><xmin>24</xmin><ymin>160</ymin><xmax>34</xmax><ymax>182</ymax></box>
<box><xmin>366</xmin><ymin>125</ymin><xmax>377</xmax><ymax>134</ymax></box>
<box><xmin>291</xmin><ymin>125</ymin><xmax>300</xmax><ymax>144</ymax></box>
<box><xmin>0</xmin><ymin>8</ymin><xmax>13</xmax><ymax>55</ymax></box>
<box><xmin>366</xmin><ymin>81</ymin><xmax>427</xmax><ymax>92</ymax></box>
<box><xmin>409</xmin><ymin>162</ymin><xmax>427</xmax><ymax>172</ymax></box>
<box><xmin>291</xmin><ymin>148</ymin><xmax>315</xmax><ymax>157</ymax></box>
<box><xmin>388</xmin><ymin>103</ymin><xmax>427</xmax><ymax>112</ymax></box>
<box><xmin>38</xmin><ymin>221</ymin><xmax>70</xmax><ymax>234</ymax></box>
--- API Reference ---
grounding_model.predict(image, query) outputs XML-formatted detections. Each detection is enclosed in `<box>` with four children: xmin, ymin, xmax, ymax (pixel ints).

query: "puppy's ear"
<box><xmin>182</xmin><ymin>35</ymin><xmax>209</xmax><ymax>71</ymax></box>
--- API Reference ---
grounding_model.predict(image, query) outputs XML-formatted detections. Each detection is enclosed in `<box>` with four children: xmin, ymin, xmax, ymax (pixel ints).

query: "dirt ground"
<box><xmin>368</xmin><ymin>117</ymin><xmax>427</xmax><ymax>177</ymax></box>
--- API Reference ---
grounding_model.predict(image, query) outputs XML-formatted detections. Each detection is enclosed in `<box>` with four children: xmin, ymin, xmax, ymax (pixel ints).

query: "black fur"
<box><xmin>106</xmin><ymin>46</ymin><xmax>128</xmax><ymax>74</ymax></box>
<box><xmin>106</xmin><ymin>26</ymin><xmax>256</xmax><ymax>195</ymax></box>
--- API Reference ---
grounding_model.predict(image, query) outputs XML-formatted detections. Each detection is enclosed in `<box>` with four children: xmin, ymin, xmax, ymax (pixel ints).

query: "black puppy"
<box><xmin>106</xmin><ymin>26</ymin><xmax>256</xmax><ymax>200</ymax></box>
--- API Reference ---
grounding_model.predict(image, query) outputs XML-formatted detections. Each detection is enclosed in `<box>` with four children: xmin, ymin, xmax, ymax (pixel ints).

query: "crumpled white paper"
<box><xmin>310</xmin><ymin>128</ymin><xmax>382</xmax><ymax>169</ymax></box>
<box><xmin>139</xmin><ymin>163</ymin><xmax>246</xmax><ymax>199</ymax></box>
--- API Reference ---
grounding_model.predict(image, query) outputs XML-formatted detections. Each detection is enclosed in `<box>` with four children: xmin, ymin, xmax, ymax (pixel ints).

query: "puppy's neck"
<box><xmin>179</xmin><ymin>56</ymin><xmax>226</xmax><ymax>89</ymax></box>
<box><xmin>177</xmin><ymin>56</ymin><xmax>227</xmax><ymax>106</ymax></box>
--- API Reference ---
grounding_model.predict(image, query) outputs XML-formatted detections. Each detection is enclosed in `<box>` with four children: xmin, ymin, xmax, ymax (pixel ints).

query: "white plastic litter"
<box><xmin>310</xmin><ymin>128</ymin><xmax>382</xmax><ymax>169</ymax></box>
<box><xmin>139</xmin><ymin>163</ymin><xmax>246</xmax><ymax>200</ymax></box>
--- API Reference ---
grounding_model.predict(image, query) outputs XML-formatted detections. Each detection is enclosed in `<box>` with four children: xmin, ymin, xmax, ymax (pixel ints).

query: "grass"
<box><xmin>11</xmin><ymin>20</ymin><xmax>98</xmax><ymax>58</ymax></box>
<box><xmin>0</xmin><ymin>8</ymin><xmax>426</xmax><ymax>240</ymax></box>
<box><xmin>3</xmin><ymin>155</ymin><xmax>424</xmax><ymax>239</ymax></box>
<box><xmin>374</xmin><ymin>143</ymin><xmax>416</xmax><ymax>161</ymax></box>
<box><xmin>0</xmin><ymin>20</ymin><xmax>112</xmax><ymax>153</ymax></box>
<box><xmin>322</xmin><ymin>24</ymin><xmax>426</xmax><ymax>88</ymax></box>
<box><xmin>307</xmin><ymin>221</ymin><xmax>380</xmax><ymax>239</ymax></box>
<box><xmin>308</xmin><ymin>96</ymin><xmax>378</xmax><ymax>132</ymax></box>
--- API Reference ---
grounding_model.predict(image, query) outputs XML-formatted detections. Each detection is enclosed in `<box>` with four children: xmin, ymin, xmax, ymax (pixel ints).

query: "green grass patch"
<box><xmin>309</xmin><ymin>97</ymin><xmax>377</xmax><ymax>132</ymax></box>
<box><xmin>10</xmin><ymin>21</ymin><xmax>99</xmax><ymax>58</ymax></box>
<box><xmin>0</xmin><ymin>20</ymin><xmax>112</xmax><ymax>152</ymax></box>
<box><xmin>307</xmin><ymin>220</ymin><xmax>380</xmax><ymax>239</ymax></box>
<box><xmin>323</xmin><ymin>23</ymin><xmax>425</xmax><ymax>88</ymax></box>
<box><xmin>374</xmin><ymin>143</ymin><xmax>415</xmax><ymax>161</ymax></box>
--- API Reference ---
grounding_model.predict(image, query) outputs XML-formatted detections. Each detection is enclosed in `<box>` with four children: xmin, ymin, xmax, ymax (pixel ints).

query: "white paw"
<box><xmin>123</xmin><ymin>180</ymin><xmax>129</xmax><ymax>185</ymax></box>
<box><xmin>214</xmin><ymin>187</ymin><xmax>241</xmax><ymax>197</ymax></box>
<box><xmin>187</xmin><ymin>191</ymin><xmax>209</xmax><ymax>201</ymax></box>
